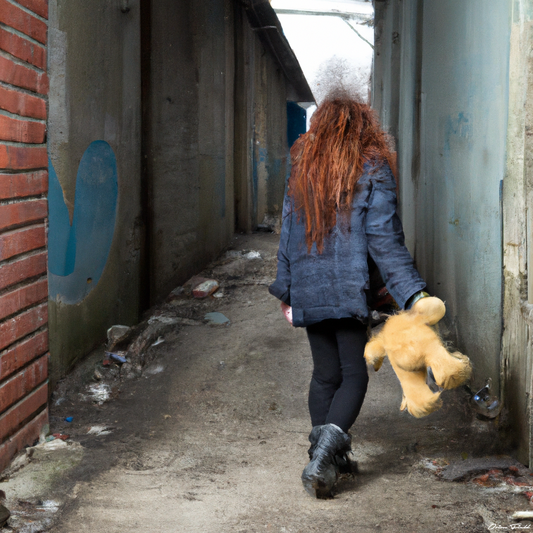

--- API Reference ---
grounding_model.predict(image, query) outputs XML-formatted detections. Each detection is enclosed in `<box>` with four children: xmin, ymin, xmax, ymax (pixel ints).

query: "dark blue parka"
<box><xmin>268</xmin><ymin>162</ymin><xmax>426</xmax><ymax>327</ymax></box>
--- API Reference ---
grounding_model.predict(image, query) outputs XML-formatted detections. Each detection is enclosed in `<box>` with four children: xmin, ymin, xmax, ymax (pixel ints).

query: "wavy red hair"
<box><xmin>289</xmin><ymin>98</ymin><xmax>394</xmax><ymax>253</ymax></box>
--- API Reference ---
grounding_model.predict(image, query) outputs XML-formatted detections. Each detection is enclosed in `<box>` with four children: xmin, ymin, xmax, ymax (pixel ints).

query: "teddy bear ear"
<box><xmin>411</xmin><ymin>296</ymin><xmax>446</xmax><ymax>325</ymax></box>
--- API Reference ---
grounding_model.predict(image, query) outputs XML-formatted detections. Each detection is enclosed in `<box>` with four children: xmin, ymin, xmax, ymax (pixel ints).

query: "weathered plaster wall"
<box><xmin>47</xmin><ymin>0</ymin><xmax>142</xmax><ymax>382</ymax></box>
<box><xmin>252</xmin><ymin>35</ymin><xmax>289</xmax><ymax>227</ymax></box>
<box><xmin>501</xmin><ymin>0</ymin><xmax>533</xmax><ymax>465</ymax></box>
<box><xmin>147</xmin><ymin>0</ymin><xmax>235</xmax><ymax>302</ymax></box>
<box><xmin>230</xmin><ymin>5</ymin><xmax>291</xmax><ymax>234</ymax></box>
<box><xmin>373</xmin><ymin>0</ymin><xmax>510</xmax><ymax>392</ymax></box>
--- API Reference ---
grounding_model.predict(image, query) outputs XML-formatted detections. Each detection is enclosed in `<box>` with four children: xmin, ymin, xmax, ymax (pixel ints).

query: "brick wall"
<box><xmin>0</xmin><ymin>0</ymin><xmax>49</xmax><ymax>472</ymax></box>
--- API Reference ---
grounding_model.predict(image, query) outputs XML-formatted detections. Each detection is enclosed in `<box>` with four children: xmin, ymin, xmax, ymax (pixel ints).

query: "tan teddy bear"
<box><xmin>364</xmin><ymin>297</ymin><xmax>472</xmax><ymax>418</ymax></box>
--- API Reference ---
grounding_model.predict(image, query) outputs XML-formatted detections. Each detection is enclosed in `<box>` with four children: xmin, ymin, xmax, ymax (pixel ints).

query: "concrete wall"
<box><xmin>148</xmin><ymin>1</ymin><xmax>290</xmax><ymax>296</ymax></box>
<box><xmin>373</xmin><ymin>0</ymin><xmax>510</xmax><ymax>392</ymax></box>
<box><xmin>45</xmin><ymin>0</ymin><xmax>295</xmax><ymax>379</ymax></box>
<box><xmin>47</xmin><ymin>0</ymin><xmax>142</xmax><ymax>382</ymax></box>
<box><xmin>249</xmin><ymin>26</ymin><xmax>289</xmax><ymax>228</ymax></box>
<box><xmin>146</xmin><ymin>0</ymin><xmax>236</xmax><ymax>302</ymax></box>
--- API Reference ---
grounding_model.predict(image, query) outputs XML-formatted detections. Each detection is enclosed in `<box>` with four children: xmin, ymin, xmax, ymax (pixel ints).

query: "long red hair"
<box><xmin>289</xmin><ymin>98</ymin><xmax>394</xmax><ymax>253</ymax></box>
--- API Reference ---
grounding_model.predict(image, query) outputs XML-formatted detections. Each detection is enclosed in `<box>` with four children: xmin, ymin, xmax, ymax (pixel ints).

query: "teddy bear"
<box><xmin>364</xmin><ymin>296</ymin><xmax>472</xmax><ymax>418</ymax></box>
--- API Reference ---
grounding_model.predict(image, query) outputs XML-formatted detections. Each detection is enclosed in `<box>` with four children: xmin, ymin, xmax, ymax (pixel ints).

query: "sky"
<box><xmin>271</xmin><ymin>0</ymin><xmax>374</xmax><ymax>106</ymax></box>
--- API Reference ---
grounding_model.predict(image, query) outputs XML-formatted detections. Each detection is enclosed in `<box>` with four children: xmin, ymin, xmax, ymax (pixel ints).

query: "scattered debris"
<box><xmin>223</xmin><ymin>249</ymin><xmax>262</xmax><ymax>260</ymax></box>
<box><xmin>64</xmin><ymin>417</ymin><xmax>73</xmax><ymax>423</ymax></box>
<box><xmin>87</xmin><ymin>383</ymin><xmax>111</xmax><ymax>404</ymax></box>
<box><xmin>420</xmin><ymin>457</ymin><xmax>449</xmax><ymax>472</ymax></box>
<box><xmin>219</xmin><ymin>361</ymin><xmax>226</xmax><ymax>370</ymax></box>
<box><xmin>52</xmin><ymin>434</ymin><xmax>69</xmax><ymax>441</ymax></box>
<box><xmin>107</xmin><ymin>325</ymin><xmax>132</xmax><ymax>347</ymax></box>
<box><xmin>148</xmin><ymin>315</ymin><xmax>180</xmax><ymax>326</ymax></box>
<box><xmin>471</xmin><ymin>466</ymin><xmax>532</xmax><ymax>489</ymax></box>
<box><xmin>144</xmin><ymin>364</ymin><xmax>165</xmax><ymax>376</ymax></box>
<box><xmin>223</xmin><ymin>250</ymin><xmax>243</xmax><ymax>259</ymax></box>
<box><xmin>102</xmin><ymin>358</ymin><xmax>111</xmax><ymax>367</ymax></box>
<box><xmin>93</xmin><ymin>368</ymin><xmax>103</xmax><ymax>380</ymax></box>
<box><xmin>467</xmin><ymin>378</ymin><xmax>502</xmax><ymax>419</ymax></box>
<box><xmin>204</xmin><ymin>312</ymin><xmax>230</xmax><ymax>325</ymax></box>
<box><xmin>34</xmin><ymin>439</ymin><xmax>69</xmax><ymax>451</ymax></box>
<box><xmin>120</xmin><ymin>362</ymin><xmax>142</xmax><ymax>380</ymax></box>
<box><xmin>106</xmin><ymin>351</ymin><xmax>128</xmax><ymax>364</ymax></box>
<box><xmin>163</xmin><ymin>414</ymin><xmax>171</xmax><ymax>420</ymax></box>
<box><xmin>257</xmin><ymin>213</ymin><xmax>281</xmax><ymax>233</ymax></box>
<box><xmin>438</xmin><ymin>456</ymin><xmax>527</xmax><ymax>482</ymax></box>
<box><xmin>512</xmin><ymin>510</ymin><xmax>533</xmax><ymax>520</ymax></box>
<box><xmin>192</xmin><ymin>279</ymin><xmax>220</xmax><ymax>298</ymax></box>
<box><xmin>87</xmin><ymin>426</ymin><xmax>112</xmax><ymax>436</ymax></box>
<box><xmin>167</xmin><ymin>286</ymin><xmax>184</xmax><ymax>300</ymax></box>
<box><xmin>124</xmin><ymin>320</ymin><xmax>178</xmax><ymax>369</ymax></box>
<box><xmin>213</xmin><ymin>290</ymin><xmax>224</xmax><ymax>298</ymax></box>
<box><xmin>37</xmin><ymin>500</ymin><xmax>60</xmax><ymax>512</ymax></box>
<box><xmin>151</xmin><ymin>336</ymin><xmax>165</xmax><ymax>346</ymax></box>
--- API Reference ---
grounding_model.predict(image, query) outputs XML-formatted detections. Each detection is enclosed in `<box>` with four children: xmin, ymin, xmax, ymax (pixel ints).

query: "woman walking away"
<box><xmin>268</xmin><ymin>97</ymin><xmax>428</xmax><ymax>499</ymax></box>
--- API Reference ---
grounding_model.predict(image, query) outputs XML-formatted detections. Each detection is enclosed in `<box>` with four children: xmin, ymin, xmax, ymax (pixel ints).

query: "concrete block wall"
<box><xmin>47</xmin><ymin>0</ymin><xmax>142</xmax><ymax>383</ymax></box>
<box><xmin>147</xmin><ymin>0</ymin><xmax>237</xmax><ymax>302</ymax></box>
<box><xmin>0</xmin><ymin>0</ymin><xmax>49</xmax><ymax>471</ymax></box>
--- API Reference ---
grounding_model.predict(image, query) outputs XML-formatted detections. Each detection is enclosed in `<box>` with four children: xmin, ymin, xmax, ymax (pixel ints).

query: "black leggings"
<box><xmin>306</xmin><ymin>318</ymin><xmax>369</xmax><ymax>433</ymax></box>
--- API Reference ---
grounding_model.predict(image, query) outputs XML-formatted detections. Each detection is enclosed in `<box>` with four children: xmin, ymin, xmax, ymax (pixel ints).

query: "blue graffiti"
<box><xmin>444</xmin><ymin>112</ymin><xmax>472</xmax><ymax>152</ymax></box>
<box><xmin>48</xmin><ymin>141</ymin><xmax>118</xmax><ymax>304</ymax></box>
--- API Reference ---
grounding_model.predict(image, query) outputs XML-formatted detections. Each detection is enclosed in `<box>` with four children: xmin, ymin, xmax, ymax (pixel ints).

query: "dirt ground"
<box><xmin>2</xmin><ymin>233</ymin><xmax>532</xmax><ymax>532</ymax></box>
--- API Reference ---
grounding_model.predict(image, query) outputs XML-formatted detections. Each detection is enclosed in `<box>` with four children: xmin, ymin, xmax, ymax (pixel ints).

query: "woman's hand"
<box><xmin>280</xmin><ymin>302</ymin><xmax>293</xmax><ymax>325</ymax></box>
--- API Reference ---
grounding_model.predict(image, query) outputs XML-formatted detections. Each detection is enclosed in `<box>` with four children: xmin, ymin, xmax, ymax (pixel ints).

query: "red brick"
<box><xmin>0</xmin><ymin>329</ymin><xmax>47</xmax><ymax>380</ymax></box>
<box><xmin>0</xmin><ymin>0</ymin><xmax>47</xmax><ymax>44</ymax></box>
<box><xmin>0</xmin><ymin>302</ymin><xmax>47</xmax><ymax>351</ymax></box>
<box><xmin>0</xmin><ymin>115</ymin><xmax>45</xmax><ymax>144</ymax></box>
<box><xmin>0</xmin><ymin>354</ymin><xmax>47</xmax><ymax>412</ymax></box>
<box><xmin>0</xmin><ymin>199</ymin><xmax>47</xmax><ymax>231</ymax></box>
<box><xmin>0</xmin><ymin>408</ymin><xmax>47</xmax><ymax>472</ymax></box>
<box><xmin>0</xmin><ymin>26</ymin><xmax>46</xmax><ymax>69</ymax></box>
<box><xmin>0</xmin><ymin>171</ymin><xmax>47</xmax><ymax>199</ymax></box>
<box><xmin>0</xmin><ymin>56</ymin><xmax>48</xmax><ymax>94</ymax></box>
<box><xmin>13</xmin><ymin>0</ymin><xmax>48</xmax><ymax>19</ymax></box>
<box><xmin>37</xmin><ymin>71</ymin><xmax>48</xmax><ymax>94</ymax></box>
<box><xmin>0</xmin><ymin>224</ymin><xmax>45</xmax><ymax>261</ymax></box>
<box><xmin>0</xmin><ymin>86</ymin><xmax>46</xmax><ymax>119</ymax></box>
<box><xmin>0</xmin><ymin>278</ymin><xmax>47</xmax><ymax>321</ymax></box>
<box><xmin>0</xmin><ymin>252</ymin><xmax>47</xmax><ymax>291</ymax></box>
<box><xmin>0</xmin><ymin>381</ymin><xmax>47</xmax><ymax>442</ymax></box>
<box><xmin>0</xmin><ymin>144</ymin><xmax>47</xmax><ymax>170</ymax></box>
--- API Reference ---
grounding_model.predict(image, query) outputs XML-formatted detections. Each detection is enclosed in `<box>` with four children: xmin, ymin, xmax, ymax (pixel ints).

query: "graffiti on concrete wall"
<box><xmin>48</xmin><ymin>140</ymin><xmax>118</xmax><ymax>304</ymax></box>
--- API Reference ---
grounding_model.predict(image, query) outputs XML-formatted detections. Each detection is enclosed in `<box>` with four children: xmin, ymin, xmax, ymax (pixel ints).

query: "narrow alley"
<box><xmin>0</xmin><ymin>233</ymin><xmax>528</xmax><ymax>532</ymax></box>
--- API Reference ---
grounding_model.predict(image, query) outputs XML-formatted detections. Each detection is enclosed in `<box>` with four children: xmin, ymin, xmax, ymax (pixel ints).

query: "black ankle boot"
<box><xmin>307</xmin><ymin>425</ymin><xmax>358</xmax><ymax>476</ymax></box>
<box><xmin>307</xmin><ymin>425</ymin><xmax>323</xmax><ymax>459</ymax></box>
<box><xmin>301</xmin><ymin>424</ymin><xmax>352</xmax><ymax>498</ymax></box>
<box><xmin>334</xmin><ymin>449</ymin><xmax>359</xmax><ymax>475</ymax></box>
